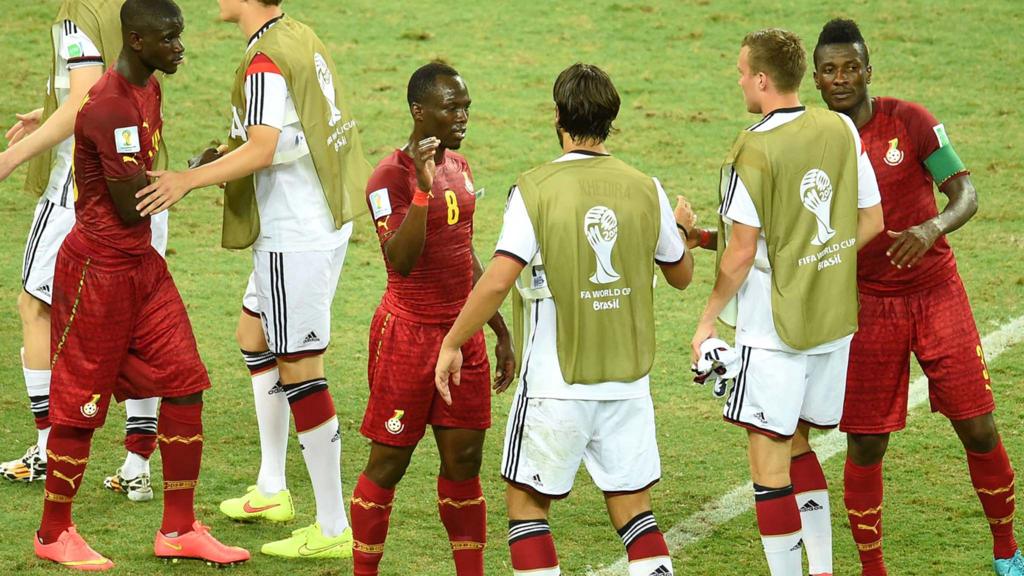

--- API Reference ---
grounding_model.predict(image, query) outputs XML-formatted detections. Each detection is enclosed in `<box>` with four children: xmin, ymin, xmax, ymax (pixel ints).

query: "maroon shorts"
<box><xmin>841</xmin><ymin>274</ymin><xmax>994</xmax><ymax>434</ymax></box>
<box><xmin>49</xmin><ymin>238</ymin><xmax>210</xmax><ymax>429</ymax></box>
<box><xmin>361</xmin><ymin>306</ymin><xmax>491</xmax><ymax>447</ymax></box>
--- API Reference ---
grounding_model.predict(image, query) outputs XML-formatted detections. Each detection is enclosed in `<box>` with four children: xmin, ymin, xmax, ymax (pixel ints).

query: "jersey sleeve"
<box><xmin>244</xmin><ymin>53</ymin><xmax>288</xmax><ymax>130</ymax></box>
<box><xmin>839</xmin><ymin>113</ymin><xmax>882</xmax><ymax>208</ymax></box>
<box><xmin>494</xmin><ymin>186</ymin><xmax>538</xmax><ymax>265</ymax></box>
<box><xmin>81</xmin><ymin>97</ymin><xmax>146</xmax><ymax>181</ymax></box>
<box><xmin>60</xmin><ymin>20</ymin><xmax>103</xmax><ymax>69</ymax></box>
<box><xmin>652</xmin><ymin>178</ymin><xmax>686</xmax><ymax>264</ymax></box>
<box><xmin>366</xmin><ymin>163</ymin><xmax>412</xmax><ymax>245</ymax></box>
<box><xmin>721</xmin><ymin>169</ymin><xmax>761</xmax><ymax>228</ymax></box>
<box><xmin>899</xmin><ymin>100</ymin><xmax>944</xmax><ymax>163</ymax></box>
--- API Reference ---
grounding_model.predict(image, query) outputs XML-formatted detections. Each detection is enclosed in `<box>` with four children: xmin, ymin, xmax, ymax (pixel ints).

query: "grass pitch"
<box><xmin>1</xmin><ymin>1</ymin><xmax>1022</xmax><ymax>574</ymax></box>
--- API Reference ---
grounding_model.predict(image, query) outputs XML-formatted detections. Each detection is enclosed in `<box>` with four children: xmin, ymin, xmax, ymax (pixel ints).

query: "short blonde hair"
<box><xmin>742</xmin><ymin>28</ymin><xmax>807</xmax><ymax>93</ymax></box>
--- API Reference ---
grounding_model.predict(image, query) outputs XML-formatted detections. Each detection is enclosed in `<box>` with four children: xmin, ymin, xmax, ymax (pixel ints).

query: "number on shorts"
<box><xmin>445</xmin><ymin>189</ymin><xmax>460</xmax><ymax>225</ymax></box>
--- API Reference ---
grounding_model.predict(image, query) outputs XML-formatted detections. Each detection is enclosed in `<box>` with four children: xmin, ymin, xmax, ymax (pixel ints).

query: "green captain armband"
<box><xmin>923</xmin><ymin>124</ymin><xmax>967</xmax><ymax>185</ymax></box>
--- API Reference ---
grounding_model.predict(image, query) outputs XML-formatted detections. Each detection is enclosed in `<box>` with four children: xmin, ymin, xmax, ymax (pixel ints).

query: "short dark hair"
<box><xmin>407</xmin><ymin>62</ymin><xmax>460</xmax><ymax>107</ymax></box>
<box><xmin>741</xmin><ymin>28</ymin><xmax>806</xmax><ymax>93</ymax></box>
<box><xmin>553</xmin><ymin>63</ymin><xmax>619</xmax><ymax>143</ymax></box>
<box><xmin>814</xmin><ymin>18</ymin><xmax>870</xmax><ymax>65</ymax></box>
<box><xmin>121</xmin><ymin>0</ymin><xmax>182</xmax><ymax>33</ymax></box>
<box><xmin>257</xmin><ymin>0</ymin><xmax>283</xmax><ymax>5</ymax></box>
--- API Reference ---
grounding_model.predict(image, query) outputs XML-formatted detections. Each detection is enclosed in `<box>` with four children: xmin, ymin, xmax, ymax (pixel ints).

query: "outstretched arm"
<box><xmin>473</xmin><ymin>249</ymin><xmax>515</xmax><ymax>393</ymax></box>
<box><xmin>886</xmin><ymin>175</ymin><xmax>976</xmax><ymax>268</ymax></box>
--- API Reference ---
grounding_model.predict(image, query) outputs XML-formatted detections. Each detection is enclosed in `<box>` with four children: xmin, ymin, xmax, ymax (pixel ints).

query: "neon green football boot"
<box><xmin>260</xmin><ymin>523</ymin><xmax>353</xmax><ymax>559</ymax></box>
<box><xmin>219</xmin><ymin>485</ymin><xmax>295</xmax><ymax>522</ymax></box>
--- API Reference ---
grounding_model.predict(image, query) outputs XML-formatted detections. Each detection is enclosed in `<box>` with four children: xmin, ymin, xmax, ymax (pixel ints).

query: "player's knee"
<box><xmin>365</xmin><ymin>454</ymin><xmax>412</xmax><ymax>489</ymax></box>
<box><xmin>847</xmin><ymin>433</ymin><xmax>889</xmax><ymax>465</ymax></box>
<box><xmin>17</xmin><ymin>291</ymin><xmax>49</xmax><ymax>325</ymax></box>
<box><xmin>439</xmin><ymin>443</ymin><xmax>483</xmax><ymax>480</ymax></box>
<box><xmin>163</xmin><ymin>391</ymin><xmax>203</xmax><ymax>406</ymax></box>
<box><xmin>235</xmin><ymin>316</ymin><xmax>266</xmax><ymax>350</ymax></box>
<box><xmin>954</xmin><ymin>413</ymin><xmax>999</xmax><ymax>453</ymax></box>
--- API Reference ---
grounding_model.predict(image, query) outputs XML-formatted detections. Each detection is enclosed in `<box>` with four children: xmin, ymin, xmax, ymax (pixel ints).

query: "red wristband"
<box><xmin>698</xmin><ymin>228</ymin><xmax>713</xmax><ymax>249</ymax></box>
<box><xmin>412</xmin><ymin>189</ymin><xmax>430</xmax><ymax>207</ymax></box>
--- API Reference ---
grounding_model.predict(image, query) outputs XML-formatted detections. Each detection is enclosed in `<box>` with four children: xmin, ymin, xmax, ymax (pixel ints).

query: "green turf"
<box><xmin>1</xmin><ymin>1</ymin><xmax>1022</xmax><ymax>574</ymax></box>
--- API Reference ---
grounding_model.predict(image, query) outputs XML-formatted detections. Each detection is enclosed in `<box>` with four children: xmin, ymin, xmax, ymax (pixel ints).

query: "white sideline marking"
<box><xmin>590</xmin><ymin>315</ymin><xmax>1024</xmax><ymax>575</ymax></box>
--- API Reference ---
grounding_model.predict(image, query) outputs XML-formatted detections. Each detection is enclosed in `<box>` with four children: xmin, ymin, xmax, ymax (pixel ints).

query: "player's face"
<box><xmin>138</xmin><ymin>18</ymin><xmax>186</xmax><ymax>75</ymax></box>
<box><xmin>813</xmin><ymin>44</ymin><xmax>871</xmax><ymax>114</ymax></box>
<box><xmin>737</xmin><ymin>46</ymin><xmax>762</xmax><ymax>114</ymax></box>
<box><xmin>417</xmin><ymin>75</ymin><xmax>471</xmax><ymax>150</ymax></box>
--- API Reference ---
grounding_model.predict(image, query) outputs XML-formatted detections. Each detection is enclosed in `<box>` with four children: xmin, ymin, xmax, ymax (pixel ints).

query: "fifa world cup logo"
<box><xmin>314</xmin><ymin>53</ymin><xmax>343</xmax><ymax>127</ymax></box>
<box><xmin>799</xmin><ymin>169</ymin><xmax>836</xmax><ymax>246</ymax></box>
<box><xmin>584</xmin><ymin>206</ymin><xmax>621</xmax><ymax>284</ymax></box>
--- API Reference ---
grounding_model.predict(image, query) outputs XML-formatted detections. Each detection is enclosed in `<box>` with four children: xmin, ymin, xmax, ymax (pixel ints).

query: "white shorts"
<box><xmin>241</xmin><ymin>226</ymin><xmax>351</xmax><ymax>358</ymax></box>
<box><xmin>723</xmin><ymin>343</ymin><xmax>850</xmax><ymax>438</ymax></box>
<box><xmin>501</xmin><ymin>392</ymin><xmax>661</xmax><ymax>497</ymax></box>
<box><xmin>22</xmin><ymin>198</ymin><xmax>169</xmax><ymax>305</ymax></box>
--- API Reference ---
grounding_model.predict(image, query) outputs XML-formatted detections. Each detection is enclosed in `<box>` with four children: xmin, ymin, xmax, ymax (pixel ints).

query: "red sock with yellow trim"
<box><xmin>351</xmin><ymin>473</ymin><xmax>395</xmax><ymax>576</ymax></box>
<box><xmin>158</xmin><ymin>402</ymin><xmax>203</xmax><ymax>536</ymax></box>
<box><xmin>844</xmin><ymin>458</ymin><xmax>887</xmax><ymax>576</ymax></box>
<box><xmin>38</xmin><ymin>425</ymin><xmax>94</xmax><ymax>544</ymax></box>
<box><xmin>438</xmin><ymin>476</ymin><xmax>486</xmax><ymax>576</ymax></box>
<box><xmin>967</xmin><ymin>439</ymin><xmax>1018</xmax><ymax>559</ymax></box>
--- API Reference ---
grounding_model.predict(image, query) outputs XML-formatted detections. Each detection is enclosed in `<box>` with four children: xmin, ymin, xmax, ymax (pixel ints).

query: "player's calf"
<box><xmin>617</xmin><ymin>511</ymin><xmax>673</xmax><ymax>576</ymax></box>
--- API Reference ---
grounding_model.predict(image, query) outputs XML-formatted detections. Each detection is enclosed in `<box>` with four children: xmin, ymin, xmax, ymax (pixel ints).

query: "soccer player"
<box><xmin>813</xmin><ymin>18</ymin><xmax>1023</xmax><ymax>576</ymax></box>
<box><xmin>137</xmin><ymin>0</ymin><xmax>371</xmax><ymax>559</ymax></box>
<box><xmin>690</xmin><ymin>29</ymin><xmax>884</xmax><ymax>576</ymax></box>
<box><xmin>349</xmin><ymin>62</ymin><xmax>515</xmax><ymax>576</ymax></box>
<box><xmin>33</xmin><ymin>0</ymin><xmax>249</xmax><ymax>569</ymax></box>
<box><xmin>435</xmin><ymin>63</ymin><xmax>693</xmax><ymax>576</ymax></box>
<box><xmin>0</xmin><ymin>0</ymin><xmax>163</xmax><ymax>499</ymax></box>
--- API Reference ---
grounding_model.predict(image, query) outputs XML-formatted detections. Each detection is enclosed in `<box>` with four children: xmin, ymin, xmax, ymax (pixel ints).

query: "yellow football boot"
<box><xmin>260</xmin><ymin>523</ymin><xmax>353</xmax><ymax>559</ymax></box>
<box><xmin>219</xmin><ymin>485</ymin><xmax>294</xmax><ymax>522</ymax></box>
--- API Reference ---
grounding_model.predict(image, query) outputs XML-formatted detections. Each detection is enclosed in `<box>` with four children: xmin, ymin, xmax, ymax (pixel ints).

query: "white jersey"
<box><xmin>720</xmin><ymin>107</ymin><xmax>882</xmax><ymax>354</ymax></box>
<box><xmin>241</xmin><ymin>17</ymin><xmax>345</xmax><ymax>253</ymax></box>
<box><xmin>494</xmin><ymin>152</ymin><xmax>686</xmax><ymax>401</ymax></box>
<box><xmin>46</xmin><ymin>20</ymin><xmax>103</xmax><ymax>207</ymax></box>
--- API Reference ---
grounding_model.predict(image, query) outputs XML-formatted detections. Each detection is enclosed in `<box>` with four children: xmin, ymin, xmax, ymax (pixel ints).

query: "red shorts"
<box><xmin>841</xmin><ymin>274</ymin><xmax>994</xmax><ymax>434</ymax></box>
<box><xmin>361</xmin><ymin>305</ymin><xmax>491</xmax><ymax>447</ymax></box>
<box><xmin>49</xmin><ymin>236</ymin><xmax>210</xmax><ymax>429</ymax></box>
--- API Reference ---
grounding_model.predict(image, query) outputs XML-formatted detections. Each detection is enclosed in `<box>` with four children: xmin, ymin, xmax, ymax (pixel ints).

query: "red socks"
<box><xmin>967</xmin><ymin>440</ymin><xmax>1018</xmax><ymax>559</ymax></box>
<box><xmin>38</xmin><ymin>425</ymin><xmax>94</xmax><ymax>544</ymax></box>
<box><xmin>844</xmin><ymin>458</ymin><xmax>887</xmax><ymax>576</ymax></box>
<box><xmin>158</xmin><ymin>402</ymin><xmax>203</xmax><ymax>536</ymax></box>
<box><xmin>284</xmin><ymin>380</ymin><xmax>333</xmax><ymax>432</ymax></box>
<box><xmin>351</xmin><ymin>473</ymin><xmax>395</xmax><ymax>576</ymax></box>
<box><xmin>438</xmin><ymin>476</ymin><xmax>486</xmax><ymax>576</ymax></box>
<box><xmin>508</xmin><ymin>519</ymin><xmax>559</xmax><ymax>574</ymax></box>
<box><xmin>618</xmin><ymin>511</ymin><xmax>673</xmax><ymax>575</ymax></box>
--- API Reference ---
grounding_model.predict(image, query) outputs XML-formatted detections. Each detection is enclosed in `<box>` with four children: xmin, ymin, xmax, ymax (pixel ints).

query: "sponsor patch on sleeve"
<box><xmin>114</xmin><ymin>126</ymin><xmax>141</xmax><ymax>154</ymax></box>
<box><xmin>368</xmin><ymin>188</ymin><xmax>392</xmax><ymax>220</ymax></box>
<box><xmin>67</xmin><ymin>42</ymin><xmax>83</xmax><ymax>58</ymax></box>
<box><xmin>933</xmin><ymin>123</ymin><xmax>951</xmax><ymax>148</ymax></box>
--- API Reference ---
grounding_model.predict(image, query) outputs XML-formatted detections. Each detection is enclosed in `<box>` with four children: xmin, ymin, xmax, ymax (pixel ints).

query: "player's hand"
<box><xmin>886</xmin><ymin>220</ymin><xmax>941</xmax><ymax>269</ymax></box>
<box><xmin>675</xmin><ymin>195</ymin><xmax>697</xmax><ymax>235</ymax></box>
<box><xmin>188</xmin><ymin>146</ymin><xmax>223</xmax><ymax>169</ymax></box>
<box><xmin>410</xmin><ymin>136</ymin><xmax>439</xmax><ymax>192</ymax></box>
<box><xmin>434</xmin><ymin>342</ymin><xmax>463</xmax><ymax>406</ymax></box>
<box><xmin>136</xmin><ymin>170</ymin><xmax>193</xmax><ymax>216</ymax></box>
<box><xmin>5</xmin><ymin>108</ymin><xmax>43</xmax><ymax>147</ymax></box>
<box><xmin>690</xmin><ymin>319</ymin><xmax>717</xmax><ymax>363</ymax></box>
<box><xmin>492</xmin><ymin>335</ymin><xmax>516</xmax><ymax>394</ymax></box>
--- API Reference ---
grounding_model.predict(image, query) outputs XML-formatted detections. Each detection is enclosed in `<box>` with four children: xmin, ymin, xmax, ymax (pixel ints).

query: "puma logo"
<box><xmin>53</xmin><ymin>469</ymin><xmax>82</xmax><ymax>490</ymax></box>
<box><xmin>376</xmin><ymin>219</ymin><xmax>389</xmax><ymax>231</ymax></box>
<box><xmin>122</xmin><ymin>155</ymin><xmax>139</xmax><ymax>165</ymax></box>
<box><xmin>857</xmin><ymin>520</ymin><xmax>881</xmax><ymax>536</ymax></box>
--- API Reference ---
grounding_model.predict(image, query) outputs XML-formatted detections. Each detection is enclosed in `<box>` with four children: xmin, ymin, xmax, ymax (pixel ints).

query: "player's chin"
<box><xmin>445</xmin><ymin>137</ymin><xmax>464</xmax><ymax>150</ymax></box>
<box><xmin>161</xmin><ymin>59</ymin><xmax>185</xmax><ymax>75</ymax></box>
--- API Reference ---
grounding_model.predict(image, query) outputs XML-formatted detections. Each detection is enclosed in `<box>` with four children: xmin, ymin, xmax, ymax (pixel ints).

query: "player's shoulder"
<box><xmin>876</xmin><ymin>96</ymin><xmax>936</xmax><ymax>124</ymax></box>
<box><xmin>367</xmin><ymin>150</ymin><xmax>412</xmax><ymax>189</ymax></box>
<box><xmin>444</xmin><ymin>149</ymin><xmax>469</xmax><ymax>167</ymax></box>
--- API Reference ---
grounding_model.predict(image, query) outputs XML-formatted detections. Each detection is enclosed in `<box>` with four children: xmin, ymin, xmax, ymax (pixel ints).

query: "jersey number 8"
<box><xmin>445</xmin><ymin>189</ymin><xmax>460</xmax><ymax>225</ymax></box>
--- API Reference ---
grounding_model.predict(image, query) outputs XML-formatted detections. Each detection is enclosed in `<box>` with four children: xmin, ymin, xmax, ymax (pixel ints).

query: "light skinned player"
<box><xmin>0</xmin><ymin>0</ymin><xmax>162</xmax><ymax>499</ymax></box>
<box><xmin>436</xmin><ymin>63</ymin><xmax>694</xmax><ymax>576</ymax></box>
<box><xmin>34</xmin><ymin>0</ymin><xmax>248</xmax><ymax>569</ymax></box>
<box><xmin>690</xmin><ymin>29</ymin><xmax>883</xmax><ymax>576</ymax></box>
<box><xmin>137</xmin><ymin>0</ymin><xmax>372</xmax><ymax>560</ymax></box>
<box><xmin>813</xmin><ymin>18</ymin><xmax>1024</xmax><ymax>576</ymax></box>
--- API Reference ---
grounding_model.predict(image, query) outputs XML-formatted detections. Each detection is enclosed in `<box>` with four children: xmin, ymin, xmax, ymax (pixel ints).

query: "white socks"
<box><xmin>797</xmin><ymin>489</ymin><xmax>833</xmax><ymax>575</ymax></box>
<box><xmin>761</xmin><ymin>531</ymin><xmax>804</xmax><ymax>576</ymax></box>
<box><xmin>298</xmin><ymin>416</ymin><xmax>347</xmax><ymax>537</ymax></box>
<box><xmin>252</xmin><ymin>367</ymin><xmax>289</xmax><ymax>496</ymax></box>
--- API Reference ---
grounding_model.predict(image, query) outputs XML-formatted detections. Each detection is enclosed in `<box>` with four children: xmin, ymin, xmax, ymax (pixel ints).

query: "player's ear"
<box><xmin>812</xmin><ymin>70</ymin><xmax>820</xmax><ymax>90</ymax></box>
<box><xmin>126</xmin><ymin>30</ymin><xmax>144</xmax><ymax>52</ymax></box>
<box><xmin>865</xmin><ymin>65</ymin><xmax>872</xmax><ymax>84</ymax></box>
<box><xmin>410</xmin><ymin>102</ymin><xmax>423</xmax><ymax>122</ymax></box>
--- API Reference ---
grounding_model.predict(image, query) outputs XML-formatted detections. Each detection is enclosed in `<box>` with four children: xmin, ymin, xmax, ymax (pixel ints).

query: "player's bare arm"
<box><xmin>886</xmin><ymin>174</ymin><xmax>976</xmax><ymax>268</ymax></box>
<box><xmin>472</xmin><ymin>249</ymin><xmax>515</xmax><ymax>393</ymax></box>
<box><xmin>691</xmin><ymin>221</ymin><xmax>758</xmax><ymax>360</ymax></box>
<box><xmin>382</xmin><ymin>137</ymin><xmax>439</xmax><ymax>275</ymax></box>
<box><xmin>0</xmin><ymin>66</ymin><xmax>103</xmax><ymax>182</ymax></box>
<box><xmin>108</xmin><ymin>171</ymin><xmax>152</xmax><ymax>225</ymax></box>
<box><xmin>435</xmin><ymin>255</ymin><xmax>523</xmax><ymax>405</ymax></box>
<box><xmin>135</xmin><ymin>124</ymin><xmax>278</xmax><ymax>216</ymax></box>
<box><xmin>659</xmin><ymin>241</ymin><xmax>694</xmax><ymax>290</ymax></box>
<box><xmin>857</xmin><ymin>202</ymin><xmax>885</xmax><ymax>252</ymax></box>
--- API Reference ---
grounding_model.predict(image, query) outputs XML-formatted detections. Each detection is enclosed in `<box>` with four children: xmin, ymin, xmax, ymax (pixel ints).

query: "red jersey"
<box><xmin>72</xmin><ymin>68</ymin><xmax>163</xmax><ymax>258</ymax></box>
<box><xmin>367</xmin><ymin>149</ymin><xmax>477</xmax><ymax>324</ymax></box>
<box><xmin>856</xmin><ymin>97</ymin><xmax>967</xmax><ymax>296</ymax></box>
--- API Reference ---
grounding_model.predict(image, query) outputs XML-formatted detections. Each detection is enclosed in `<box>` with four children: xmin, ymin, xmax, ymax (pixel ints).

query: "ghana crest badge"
<box><xmin>80</xmin><ymin>394</ymin><xmax>101</xmax><ymax>418</ymax></box>
<box><xmin>884</xmin><ymin>138</ymin><xmax>904</xmax><ymax>166</ymax></box>
<box><xmin>385</xmin><ymin>410</ymin><xmax>405</xmax><ymax>435</ymax></box>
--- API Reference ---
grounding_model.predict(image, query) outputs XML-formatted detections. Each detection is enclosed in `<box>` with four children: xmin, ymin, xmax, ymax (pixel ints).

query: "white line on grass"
<box><xmin>590</xmin><ymin>315</ymin><xmax>1024</xmax><ymax>575</ymax></box>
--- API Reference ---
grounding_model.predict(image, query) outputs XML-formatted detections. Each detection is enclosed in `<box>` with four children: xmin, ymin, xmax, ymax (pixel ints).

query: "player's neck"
<box><xmin>115</xmin><ymin>52</ymin><xmax>153</xmax><ymax>88</ymax></box>
<box><xmin>239</xmin><ymin>7</ymin><xmax>284</xmax><ymax>40</ymax></box>
<box><xmin>758</xmin><ymin>91</ymin><xmax>802</xmax><ymax>116</ymax></box>
<box><xmin>848</xmin><ymin>95</ymin><xmax>874</xmax><ymax>129</ymax></box>
<box><xmin>560</xmin><ymin>133</ymin><xmax>608</xmax><ymax>156</ymax></box>
<box><xmin>404</xmin><ymin>131</ymin><xmax>447</xmax><ymax>165</ymax></box>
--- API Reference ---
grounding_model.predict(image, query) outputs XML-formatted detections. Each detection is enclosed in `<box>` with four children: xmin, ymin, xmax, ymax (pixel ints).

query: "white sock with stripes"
<box><xmin>24</xmin><ymin>357</ymin><xmax>51</xmax><ymax>461</ymax></box>
<box><xmin>122</xmin><ymin>397</ymin><xmax>158</xmax><ymax>477</ymax></box>
<box><xmin>252</xmin><ymin>365</ymin><xmax>288</xmax><ymax>496</ymax></box>
<box><xmin>298</xmin><ymin>416</ymin><xmax>348</xmax><ymax>537</ymax></box>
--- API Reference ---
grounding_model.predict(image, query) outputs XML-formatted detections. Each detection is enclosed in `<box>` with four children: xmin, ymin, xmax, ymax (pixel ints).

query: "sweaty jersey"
<box><xmin>46</xmin><ymin>19</ymin><xmax>104</xmax><ymax>207</ymax></box>
<box><xmin>856</xmin><ymin>97</ymin><xmax>966</xmax><ymax>296</ymax></box>
<box><xmin>367</xmin><ymin>149</ymin><xmax>477</xmax><ymax>325</ymax></box>
<box><xmin>72</xmin><ymin>68</ymin><xmax>162</xmax><ymax>258</ymax></box>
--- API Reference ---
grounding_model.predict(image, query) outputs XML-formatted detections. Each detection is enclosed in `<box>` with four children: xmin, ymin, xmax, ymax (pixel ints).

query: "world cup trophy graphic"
<box><xmin>584</xmin><ymin>206</ymin><xmax>621</xmax><ymax>284</ymax></box>
<box><xmin>799</xmin><ymin>169</ymin><xmax>836</xmax><ymax>246</ymax></box>
<box><xmin>314</xmin><ymin>53</ymin><xmax>343</xmax><ymax>127</ymax></box>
